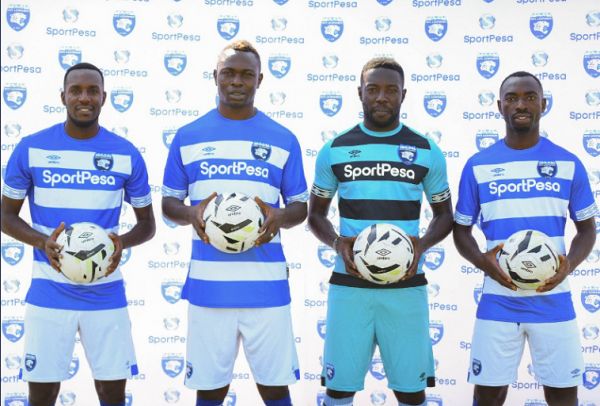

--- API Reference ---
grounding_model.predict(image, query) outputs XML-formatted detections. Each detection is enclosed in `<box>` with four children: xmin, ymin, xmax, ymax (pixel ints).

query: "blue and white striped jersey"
<box><xmin>312</xmin><ymin>123</ymin><xmax>451</xmax><ymax>288</ymax></box>
<box><xmin>2</xmin><ymin>123</ymin><xmax>152</xmax><ymax>310</ymax></box>
<box><xmin>162</xmin><ymin>109</ymin><xmax>308</xmax><ymax>308</ymax></box>
<box><xmin>455</xmin><ymin>137</ymin><xmax>599</xmax><ymax>323</ymax></box>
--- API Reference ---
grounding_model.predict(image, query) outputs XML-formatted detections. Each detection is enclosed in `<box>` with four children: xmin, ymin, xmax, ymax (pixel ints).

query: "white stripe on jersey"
<box><xmin>189</xmin><ymin>260</ymin><xmax>287</xmax><ymax>281</ymax></box>
<box><xmin>29</xmin><ymin>148</ymin><xmax>132</xmax><ymax>175</ymax></box>
<box><xmin>188</xmin><ymin>179</ymin><xmax>280</xmax><ymax>205</ymax></box>
<box><xmin>480</xmin><ymin>197</ymin><xmax>569</xmax><ymax>222</ymax></box>
<box><xmin>34</xmin><ymin>187</ymin><xmax>123</xmax><ymax>209</ymax></box>
<box><xmin>2</xmin><ymin>184</ymin><xmax>26</xmax><ymax>199</ymax></box>
<box><xmin>181</xmin><ymin>140</ymin><xmax>290</xmax><ymax>169</ymax></box>
<box><xmin>32</xmin><ymin>261</ymin><xmax>123</xmax><ymax>285</ymax></box>
<box><xmin>34</xmin><ymin>223</ymin><xmax>120</xmax><ymax>236</ymax></box>
<box><xmin>473</xmin><ymin>160</ymin><xmax>575</xmax><ymax>183</ymax></box>
<box><xmin>487</xmin><ymin>236</ymin><xmax>566</xmax><ymax>255</ymax></box>
<box><xmin>482</xmin><ymin>275</ymin><xmax>570</xmax><ymax>296</ymax></box>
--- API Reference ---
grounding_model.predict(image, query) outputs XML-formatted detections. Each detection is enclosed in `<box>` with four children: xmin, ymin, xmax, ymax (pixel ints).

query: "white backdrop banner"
<box><xmin>1</xmin><ymin>1</ymin><xmax>599</xmax><ymax>405</ymax></box>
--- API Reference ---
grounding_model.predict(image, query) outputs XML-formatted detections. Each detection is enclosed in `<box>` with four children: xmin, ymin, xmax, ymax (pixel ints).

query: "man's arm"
<box><xmin>1</xmin><ymin>195</ymin><xmax>48</xmax><ymax>250</ymax></box>
<box><xmin>537</xmin><ymin>217</ymin><xmax>597</xmax><ymax>293</ymax></box>
<box><xmin>453</xmin><ymin>222</ymin><xmax>516</xmax><ymax>290</ymax></box>
<box><xmin>253</xmin><ymin>199</ymin><xmax>307</xmax><ymax>246</ymax></box>
<box><xmin>308</xmin><ymin>193</ymin><xmax>358</xmax><ymax>276</ymax></box>
<box><xmin>162</xmin><ymin>194</ymin><xmax>215</xmax><ymax>243</ymax></box>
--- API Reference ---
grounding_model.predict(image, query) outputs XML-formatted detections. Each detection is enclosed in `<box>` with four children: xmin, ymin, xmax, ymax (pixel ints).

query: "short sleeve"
<box><xmin>124</xmin><ymin>148</ymin><xmax>152</xmax><ymax>208</ymax></box>
<box><xmin>569</xmin><ymin>157</ymin><xmax>599</xmax><ymax>222</ymax></box>
<box><xmin>454</xmin><ymin>158</ymin><xmax>480</xmax><ymax>226</ymax></box>
<box><xmin>162</xmin><ymin>131</ymin><xmax>188</xmax><ymax>200</ymax></box>
<box><xmin>311</xmin><ymin>140</ymin><xmax>338</xmax><ymax>199</ymax></box>
<box><xmin>2</xmin><ymin>137</ymin><xmax>31</xmax><ymax>200</ymax></box>
<box><xmin>280</xmin><ymin>134</ymin><xmax>309</xmax><ymax>205</ymax></box>
<box><xmin>422</xmin><ymin>139</ymin><xmax>450</xmax><ymax>204</ymax></box>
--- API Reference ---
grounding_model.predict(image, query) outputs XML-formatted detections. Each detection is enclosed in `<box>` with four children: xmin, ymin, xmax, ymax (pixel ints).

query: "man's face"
<box><xmin>498</xmin><ymin>76</ymin><xmax>546</xmax><ymax>133</ymax></box>
<box><xmin>61</xmin><ymin>69</ymin><xmax>105</xmax><ymax>128</ymax></box>
<box><xmin>359</xmin><ymin>68</ymin><xmax>406</xmax><ymax>131</ymax></box>
<box><xmin>214</xmin><ymin>51</ymin><xmax>262</xmax><ymax>110</ymax></box>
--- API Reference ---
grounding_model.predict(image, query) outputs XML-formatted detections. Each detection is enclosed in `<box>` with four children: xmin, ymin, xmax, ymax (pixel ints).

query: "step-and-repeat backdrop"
<box><xmin>1</xmin><ymin>1</ymin><xmax>599</xmax><ymax>405</ymax></box>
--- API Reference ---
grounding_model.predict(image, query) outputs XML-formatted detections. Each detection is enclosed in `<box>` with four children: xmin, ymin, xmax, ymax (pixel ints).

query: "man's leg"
<box><xmin>94</xmin><ymin>379</ymin><xmax>126</xmax><ymax>406</ymax></box>
<box><xmin>256</xmin><ymin>384</ymin><xmax>292</xmax><ymax>405</ymax></box>
<box><xmin>195</xmin><ymin>385</ymin><xmax>230</xmax><ymax>406</ymax></box>
<box><xmin>543</xmin><ymin>386</ymin><xmax>577</xmax><ymax>406</ymax></box>
<box><xmin>323</xmin><ymin>389</ymin><xmax>355</xmax><ymax>405</ymax></box>
<box><xmin>394</xmin><ymin>390</ymin><xmax>425</xmax><ymax>405</ymax></box>
<box><xmin>28</xmin><ymin>382</ymin><xmax>60</xmax><ymax>406</ymax></box>
<box><xmin>473</xmin><ymin>385</ymin><xmax>509</xmax><ymax>406</ymax></box>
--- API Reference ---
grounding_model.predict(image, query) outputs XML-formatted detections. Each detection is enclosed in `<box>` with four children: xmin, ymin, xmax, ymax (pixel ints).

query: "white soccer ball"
<box><xmin>353</xmin><ymin>223</ymin><xmax>414</xmax><ymax>284</ymax></box>
<box><xmin>203</xmin><ymin>192</ymin><xmax>264</xmax><ymax>253</ymax></box>
<box><xmin>498</xmin><ymin>229</ymin><xmax>560</xmax><ymax>290</ymax></box>
<box><xmin>57</xmin><ymin>222</ymin><xmax>115</xmax><ymax>284</ymax></box>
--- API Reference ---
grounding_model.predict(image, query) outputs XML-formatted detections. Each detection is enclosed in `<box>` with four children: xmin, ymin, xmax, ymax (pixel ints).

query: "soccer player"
<box><xmin>453</xmin><ymin>71</ymin><xmax>598</xmax><ymax>406</ymax></box>
<box><xmin>161</xmin><ymin>40</ymin><xmax>308</xmax><ymax>406</ymax></box>
<box><xmin>1</xmin><ymin>62</ymin><xmax>156</xmax><ymax>406</ymax></box>
<box><xmin>307</xmin><ymin>57</ymin><xmax>454</xmax><ymax>406</ymax></box>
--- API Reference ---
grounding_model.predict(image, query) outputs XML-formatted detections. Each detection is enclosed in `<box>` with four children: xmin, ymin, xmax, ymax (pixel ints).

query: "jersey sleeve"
<box><xmin>124</xmin><ymin>148</ymin><xmax>152</xmax><ymax>208</ymax></box>
<box><xmin>162</xmin><ymin>131</ymin><xmax>188</xmax><ymax>201</ymax></box>
<box><xmin>311</xmin><ymin>140</ymin><xmax>338</xmax><ymax>199</ymax></box>
<box><xmin>1</xmin><ymin>137</ymin><xmax>31</xmax><ymax>200</ymax></box>
<box><xmin>569</xmin><ymin>157</ymin><xmax>599</xmax><ymax>222</ymax></box>
<box><xmin>280</xmin><ymin>134</ymin><xmax>309</xmax><ymax>205</ymax></box>
<box><xmin>454</xmin><ymin>158</ymin><xmax>480</xmax><ymax>226</ymax></box>
<box><xmin>422</xmin><ymin>139</ymin><xmax>451</xmax><ymax>204</ymax></box>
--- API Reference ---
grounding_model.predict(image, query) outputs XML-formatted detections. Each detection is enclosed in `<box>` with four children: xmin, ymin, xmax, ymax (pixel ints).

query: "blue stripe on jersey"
<box><xmin>1</xmin><ymin>123</ymin><xmax>151</xmax><ymax>310</ymax></box>
<box><xmin>476</xmin><ymin>292</ymin><xmax>575</xmax><ymax>323</ymax></box>
<box><xmin>191</xmin><ymin>240</ymin><xmax>286</xmax><ymax>262</ymax></box>
<box><xmin>26</xmin><ymin>278</ymin><xmax>127</xmax><ymax>310</ymax></box>
<box><xmin>482</xmin><ymin>216</ymin><xmax>567</xmax><ymax>241</ymax></box>
<box><xmin>162</xmin><ymin>109</ymin><xmax>307</xmax><ymax>307</ymax></box>
<box><xmin>182</xmin><ymin>279</ymin><xmax>291</xmax><ymax>308</ymax></box>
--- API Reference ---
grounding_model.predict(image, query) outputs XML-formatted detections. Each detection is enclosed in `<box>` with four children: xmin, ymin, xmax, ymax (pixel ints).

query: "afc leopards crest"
<box><xmin>581</xmin><ymin>287</ymin><xmax>600</xmax><ymax>313</ymax></box>
<box><xmin>161</xmin><ymin>354</ymin><xmax>184</xmax><ymax>378</ymax></box>
<box><xmin>325</xmin><ymin>363</ymin><xmax>335</xmax><ymax>380</ymax></box>
<box><xmin>224</xmin><ymin>392</ymin><xmax>237</xmax><ymax>406</ymax></box>
<box><xmin>424</xmin><ymin>17</ymin><xmax>447</xmax><ymax>42</ymax></box>
<box><xmin>161</xmin><ymin>281</ymin><xmax>183</xmax><ymax>304</ymax></box>
<box><xmin>537</xmin><ymin>161</ymin><xmax>557</xmax><ymax>178</ymax></box>
<box><xmin>476</xmin><ymin>53</ymin><xmax>500</xmax><ymax>79</ymax></box>
<box><xmin>321</xmin><ymin>18</ymin><xmax>344</xmax><ymax>42</ymax></box>
<box><xmin>476</xmin><ymin>130</ymin><xmax>499</xmax><ymax>151</ymax></box>
<box><xmin>113</xmin><ymin>12</ymin><xmax>136</xmax><ymax>36</ymax></box>
<box><xmin>423</xmin><ymin>92</ymin><xmax>447</xmax><ymax>117</ymax></box>
<box><xmin>4</xmin><ymin>394</ymin><xmax>28</xmax><ymax>406</ymax></box>
<box><xmin>317</xmin><ymin>392</ymin><xmax>326</xmax><ymax>406</ymax></box>
<box><xmin>273</xmin><ymin>0</ymin><xmax>289</xmax><ymax>4</ymax></box>
<box><xmin>24</xmin><ymin>354</ymin><xmax>36</xmax><ymax>371</ymax></box>
<box><xmin>377</xmin><ymin>0</ymin><xmax>394</xmax><ymax>4</ymax></box>
<box><xmin>164</xmin><ymin>53</ymin><xmax>187</xmax><ymax>76</ymax></box>
<box><xmin>423</xmin><ymin>247</ymin><xmax>445</xmax><ymax>271</ymax></box>
<box><xmin>94</xmin><ymin>153</ymin><xmax>114</xmax><ymax>171</ymax></box>
<box><xmin>111</xmin><ymin>89</ymin><xmax>134</xmax><ymax>112</ymax></box>
<box><xmin>583</xmin><ymin>365</ymin><xmax>600</xmax><ymax>390</ymax></box>
<box><xmin>320</xmin><ymin>93</ymin><xmax>343</xmax><ymax>117</ymax></box>
<box><xmin>370</xmin><ymin>391</ymin><xmax>387</xmax><ymax>406</ymax></box>
<box><xmin>472</xmin><ymin>358</ymin><xmax>482</xmax><ymax>376</ymax></box>
<box><xmin>542</xmin><ymin>90</ymin><xmax>552</xmax><ymax>116</ymax></box>
<box><xmin>68</xmin><ymin>357</ymin><xmax>79</xmax><ymax>378</ymax></box>
<box><xmin>58</xmin><ymin>48</ymin><xmax>82</xmax><ymax>70</ymax></box>
<box><xmin>583</xmin><ymin>131</ymin><xmax>600</xmax><ymax>157</ymax></box>
<box><xmin>163</xmin><ymin>129</ymin><xmax>177</xmax><ymax>149</ymax></box>
<box><xmin>251</xmin><ymin>142</ymin><xmax>271</xmax><ymax>161</ymax></box>
<box><xmin>2</xmin><ymin>242</ymin><xmax>24</xmax><ymax>265</ymax></box>
<box><xmin>473</xmin><ymin>285</ymin><xmax>483</xmax><ymax>304</ymax></box>
<box><xmin>3</xmin><ymin>85</ymin><xmax>27</xmax><ymax>110</ymax></box>
<box><xmin>317</xmin><ymin>245</ymin><xmax>336</xmax><ymax>268</ymax></box>
<box><xmin>2</xmin><ymin>318</ymin><xmax>24</xmax><ymax>342</ymax></box>
<box><xmin>369</xmin><ymin>358</ymin><xmax>386</xmax><ymax>380</ymax></box>
<box><xmin>6</xmin><ymin>5</ymin><xmax>30</xmax><ymax>31</ymax></box>
<box><xmin>529</xmin><ymin>13</ymin><xmax>553</xmax><ymax>39</ymax></box>
<box><xmin>317</xmin><ymin>319</ymin><xmax>327</xmax><ymax>339</ymax></box>
<box><xmin>398</xmin><ymin>144</ymin><xmax>417</xmax><ymax>164</ymax></box>
<box><xmin>217</xmin><ymin>17</ymin><xmax>240</xmax><ymax>40</ymax></box>
<box><xmin>119</xmin><ymin>247</ymin><xmax>131</xmax><ymax>266</ymax></box>
<box><xmin>268</xmin><ymin>55</ymin><xmax>291</xmax><ymax>79</ymax></box>
<box><xmin>186</xmin><ymin>361</ymin><xmax>193</xmax><ymax>379</ymax></box>
<box><xmin>583</xmin><ymin>52</ymin><xmax>600</xmax><ymax>78</ymax></box>
<box><xmin>429</xmin><ymin>322</ymin><xmax>444</xmax><ymax>345</ymax></box>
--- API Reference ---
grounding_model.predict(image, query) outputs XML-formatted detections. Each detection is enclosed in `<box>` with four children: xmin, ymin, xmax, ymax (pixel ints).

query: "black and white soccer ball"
<box><xmin>498</xmin><ymin>229</ymin><xmax>560</xmax><ymax>290</ymax></box>
<box><xmin>203</xmin><ymin>192</ymin><xmax>264</xmax><ymax>253</ymax></box>
<box><xmin>353</xmin><ymin>223</ymin><xmax>414</xmax><ymax>284</ymax></box>
<box><xmin>57</xmin><ymin>222</ymin><xmax>114</xmax><ymax>284</ymax></box>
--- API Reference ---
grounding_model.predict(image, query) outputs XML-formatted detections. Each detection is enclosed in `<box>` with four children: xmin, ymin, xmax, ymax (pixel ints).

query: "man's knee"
<box><xmin>28</xmin><ymin>382</ymin><xmax>60</xmax><ymax>406</ymax></box>
<box><xmin>543</xmin><ymin>385</ymin><xmax>577</xmax><ymax>406</ymax></box>
<box><xmin>256</xmin><ymin>384</ymin><xmax>290</xmax><ymax>401</ymax></box>
<box><xmin>94</xmin><ymin>379</ymin><xmax>126</xmax><ymax>404</ymax></box>
<box><xmin>474</xmin><ymin>385</ymin><xmax>508</xmax><ymax>406</ymax></box>
<box><xmin>197</xmin><ymin>385</ymin><xmax>230</xmax><ymax>402</ymax></box>
<box><xmin>394</xmin><ymin>390</ymin><xmax>425</xmax><ymax>405</ymax></box>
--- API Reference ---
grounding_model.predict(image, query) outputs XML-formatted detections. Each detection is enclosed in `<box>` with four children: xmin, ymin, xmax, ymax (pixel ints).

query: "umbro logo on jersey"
<box><xmin>490</xmin><ymin>167</ymin><xmax>505</xmax><ymax>177</ymax></box>
<box><xmin>46</xmin><ymin>154</ymin><xmax>61</xmax><ymax>164</ymax></box>
<box><xmin>202</xmin><ymin>146</ymin><xmax>216</xmax><ymax>156</ymax></box>
<box><xmin>348</xmin><ymin>149</ymin><xmax>361</xmax><ymax>158</ymax></box>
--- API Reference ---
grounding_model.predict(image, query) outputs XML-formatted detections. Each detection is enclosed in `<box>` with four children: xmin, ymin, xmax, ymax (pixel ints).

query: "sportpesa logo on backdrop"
<box><xmin>6</xmin><ymin>5</ymin><xmax>30</xmax><ymax>31</ymax></box>
<box><xmin>217</xmin><ymin>16</ymin><xmax>240</xmax><ymax>40</ymax></box>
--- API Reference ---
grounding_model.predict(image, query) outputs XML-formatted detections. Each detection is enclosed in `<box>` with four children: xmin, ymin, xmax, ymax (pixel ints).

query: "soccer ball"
<box><xmin>498</xmin><ymin>229</ymin><xmax>560</xmax><ymax>290</ymax></box>
<box><xmin>353</xmin><ymin>223</ymin><xmax>414</xmax><ymax>284</ymax></box>
<box><xmin>203</xmin><ymin>192</ymin><xmax>264</xmax><ymax>253</ymax></box>
<box><xmin>57</xmin><ymin>222</ymin><xmax>115</xmax><ymax>284</ymax></box>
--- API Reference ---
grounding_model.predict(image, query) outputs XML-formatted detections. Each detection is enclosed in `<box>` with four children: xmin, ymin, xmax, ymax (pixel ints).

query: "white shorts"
<box><xmin>184</xmin><ymin>304</ymin><xmax>299</xmax><ymax>390</ymax></box>
<box><xmin>468</xmin><ymin>319</ymin><xmax>584</xmax><ymax>388</ymax></box>
<box><xmin>22</xmin><ymin>304</ymin><xmax>138</xmax><ymax>382</ymax></box>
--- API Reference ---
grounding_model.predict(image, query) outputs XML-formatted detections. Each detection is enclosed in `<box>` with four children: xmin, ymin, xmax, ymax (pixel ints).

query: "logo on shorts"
<box><xmin>472</xmin><ymin>358</ymin><xmax>482</xmax><ymax>376</ymax></box>
<box><xmin>537</xmin><ymin>161</ymin><xmax>557</xmax><ymax>178</ymax></box>
<box><xmin>369</xmin><ymin>358</ymin><xmax>386</xmax><ymax>380</ymax></box>
<box><xmin>429</xmin><ymin>321</ymin><xmax>444</xmax><ymax>345</ymax></box>
<box><xmin>68</xmin><ymin>356</ymin><xmax>79</xmax><ymax>378</ymax></box>
<box><xmin>94</xmin><ymin>153</ymin><xmax>114</xmax><ymax>171</ymax></box>
<box><xmin>583</xmin><ymin>365</ymin><xmax>600</xmax><ymax>390</ymax></box>
<box><xmin>325</xmin><ymin>363</ymin><xmax>335</xmax><ymax>380</ymax></box>
<box><xmin>161</xmin><ymin>354</ymin><xmax>184</xmax><ymax>378</ymax></box>
<box><xmin>251</xmin><ymin>142</ymin><xmax>271</xmax><ymax>161</ymax></box>
<box><xmin>185</xmin><ymin>361</ymin><xmax>193</xmax><ymax>379</ymax></box>
<box><xmin>24</xmin><ymin>353</ymin><xmax>36</xmax><ymax>371</ymax></box>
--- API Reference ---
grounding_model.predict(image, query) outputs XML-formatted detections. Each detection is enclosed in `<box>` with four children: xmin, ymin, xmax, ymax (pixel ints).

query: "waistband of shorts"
<box><xmin>329</xmin><ymin>273</ymin><xmax>427</xmax><ymax>289</ymax></box>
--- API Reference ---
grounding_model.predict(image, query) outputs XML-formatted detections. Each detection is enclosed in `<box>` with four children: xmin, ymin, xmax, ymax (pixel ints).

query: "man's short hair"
<box><xmin>499</xmin><ymin>71</ymin><xmax>543</xmax><ymax>94</ymax></box>
<box><xmin>219</xmin><ymin>40</ymin><xmax>261</xmax><ymax>72</ymax></box>
<box><xmin>63</xmin><ymin>62</ymin><xmax>104</xmax><ymax>89</ymax></box>
<box><xmin>360</xmin><ymin>57</ymin><xmax>405</xmax><ymax>85</ymax></box>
